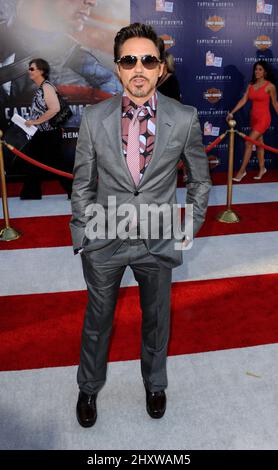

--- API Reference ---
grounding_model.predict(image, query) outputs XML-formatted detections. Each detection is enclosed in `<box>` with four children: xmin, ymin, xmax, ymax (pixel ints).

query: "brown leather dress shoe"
<box><xmin>76</xmin><ymin>391</ymin><xmax>97</xmax><ymax>427</ymax></box>
<box><xmin>146</xmin><ymin>389</ymin><xmax>166</xmax><ymax>419</ymax></box>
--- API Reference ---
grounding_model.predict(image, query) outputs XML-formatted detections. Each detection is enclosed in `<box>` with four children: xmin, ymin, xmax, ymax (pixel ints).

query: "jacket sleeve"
<box><xmin>181</xmin><ymin>108</ymin><xmax>212</xmax><ymax>236</ymax></box>
<box><xmin>70</xmin><ymin>107</ymin><xmax>98</xmax><ymax>251</ymax></box>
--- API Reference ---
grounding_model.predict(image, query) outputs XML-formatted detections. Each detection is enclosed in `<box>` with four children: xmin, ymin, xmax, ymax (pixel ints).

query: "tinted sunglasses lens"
<box><xmin>141</xmin><ymin>55</ymin><xmax>160</xmax><ymax>69</ymax></box>
<box><xmin>119</xmin><ymin>56</ymin><xmax>137</xmax><ymax>69</ymax></box>
<box><xmin>29</xmin><ymin>67</ymin><xmax>35</xmax><ymax>71</ymax></box>
<box><xmin>118</xmin><ymin>55</ymin><xmax>160</xmax><ymax>69</ymax></box>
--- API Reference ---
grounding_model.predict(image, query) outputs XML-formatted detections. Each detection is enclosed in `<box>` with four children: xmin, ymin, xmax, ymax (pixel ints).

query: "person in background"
<box><xmin>157</xmin><ymin>49</ymin><xmax>181</xmax><ymax>102</ymax></box>
<box><xmin>227</xmin><ymin>60</ymin><xmax>278</xmax><ymax>182</ymax></box>
<box><xmin>157</xmin><ymin>40</ymin><xmax>184</xmax><ymax>181</ymax></box>
<box><xmin>22</xmin><ymin>58</ymin><xmax>72</xmax><ymax>199</ymax></box>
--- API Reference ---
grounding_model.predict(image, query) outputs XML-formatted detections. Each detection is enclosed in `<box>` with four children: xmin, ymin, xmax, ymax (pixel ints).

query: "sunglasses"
<box><xmin>116</xmin><ymin>55</ymin><xmax>161</xmax><ymax>70</ymax></box>
<box><xmin>28</xmin><ymin>67</ymin><xmax>36</xmax><ymax>71</ymax></box>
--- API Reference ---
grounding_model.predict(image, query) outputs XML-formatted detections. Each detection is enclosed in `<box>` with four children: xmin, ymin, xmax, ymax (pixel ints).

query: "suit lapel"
<box><xmin>102</xmin><ymin>94</ymin><xmax>136</xmax><ymax>187</ymax></box>
<box><xmin>138</xmin><ymin>92</ymin><xmax>175</xmax><ymax>188</ymax></box>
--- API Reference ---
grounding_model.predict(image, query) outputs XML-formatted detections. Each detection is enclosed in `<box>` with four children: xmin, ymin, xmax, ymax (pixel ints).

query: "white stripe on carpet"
<box><xmin>1</xmin><ymin>231</ymin><xmax>278</xmax><ymax>296</ymax></box>
<box><xmin>1</xmin><ymin>194</ymin><xmax>71</xmax><ymax>218</ymax></box>
<box><xmin>177</xmin><ymin>182</ymin><xmax>278</xmax><ymax>206</ymax></box>
<box><xmin>2</xmin><ymin>183</ymin><xmax>278</xmax><ymax>219</ymax></box>
<box><xmin>0</xmin><ymin>343</ymin><xmax>277</xmax><ymax>450</ymax></box>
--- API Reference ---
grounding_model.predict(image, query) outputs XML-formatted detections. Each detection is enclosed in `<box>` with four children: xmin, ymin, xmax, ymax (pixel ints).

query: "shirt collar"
<box><xmin>122</xmin><ymin>92</ymin><xmax>157</xmax><ymax>118</ymax></box>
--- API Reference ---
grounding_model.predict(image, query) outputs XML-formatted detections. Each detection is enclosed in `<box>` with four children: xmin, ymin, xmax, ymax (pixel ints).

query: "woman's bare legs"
<box><xmin>234</xmin><ymin>129</ymin><xmax>262</xmax><ymax>180</ymax></box>
<box><xmin>255</xmin><ymin>135</ymin><xmax>267</xmax><ymax>178</ymax></box>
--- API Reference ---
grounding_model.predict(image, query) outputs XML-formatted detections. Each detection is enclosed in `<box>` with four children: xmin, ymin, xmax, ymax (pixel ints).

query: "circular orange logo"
<box><xmin>203</xmin><ymin>88</ymin><xmax>223</xmax><ymax>103</ymax></box>
<box><xmin>160</xmin><ymin>34</ymin><xmax>175</xmax><ymax>50</ymax></box>
<box><xmin>254</xmin><ymin>35</ymin><xmax>272</xmax><ymax>50</ymax></box>
<box><xmin>206</xmin><ymin>16</ymin><xmax>225</xmax><ymax>32</ymax></box>
<box><xmin>208</xmin><ymin>155</ymin><xmax>220</xmax><ymax>169</ymax></box>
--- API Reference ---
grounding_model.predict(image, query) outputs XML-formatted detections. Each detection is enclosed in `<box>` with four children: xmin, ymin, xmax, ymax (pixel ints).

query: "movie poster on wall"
<box><xmin>0</xmin><ymin>0</ymin><xmax>130</xmax><ymax>172</ymax></box>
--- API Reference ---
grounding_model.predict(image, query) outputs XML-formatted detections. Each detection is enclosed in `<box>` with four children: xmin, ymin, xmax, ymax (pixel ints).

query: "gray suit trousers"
<box><xmin>77</xmin><ymin>239</ymin><xmax>172</xmax><ymax>395</ymax></box>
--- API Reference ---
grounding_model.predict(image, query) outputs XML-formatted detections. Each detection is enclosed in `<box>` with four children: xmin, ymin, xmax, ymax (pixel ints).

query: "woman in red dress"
<box><xmin>227</xmin><ymin>60</ymin><xmax>278</xmax><ymax>181</ymax></box>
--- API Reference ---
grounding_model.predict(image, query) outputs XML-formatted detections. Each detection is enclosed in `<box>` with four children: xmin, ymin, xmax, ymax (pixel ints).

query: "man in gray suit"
<box><xmin>70</xmin><ymin>23</ymin><xmax>211</xmax><ymax>427</ymax></box>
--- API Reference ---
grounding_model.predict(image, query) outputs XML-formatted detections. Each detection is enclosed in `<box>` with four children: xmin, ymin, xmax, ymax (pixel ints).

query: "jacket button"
<box><xmin>134</xmin><ymin>190</ymin><xmax>139</xmax><ymax>196</ymax></box>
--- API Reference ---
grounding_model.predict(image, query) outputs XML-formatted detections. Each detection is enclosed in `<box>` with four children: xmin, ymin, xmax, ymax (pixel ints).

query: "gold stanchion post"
<box><xmin>0</xmin><ymin>130</ymin><xmax>21</xmax><ymax>241</ymax></box>
<box><xmin>217</xmin><ymin>120</ymin><xmax>240</xmax><ymax>223</ymax></box>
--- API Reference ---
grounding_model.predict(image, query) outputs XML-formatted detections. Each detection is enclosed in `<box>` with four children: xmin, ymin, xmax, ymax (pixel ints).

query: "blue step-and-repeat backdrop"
<box><xmin>132</xmin><ymin>0</ymin><xmax>278</xmax><ymax>171</ymax></box>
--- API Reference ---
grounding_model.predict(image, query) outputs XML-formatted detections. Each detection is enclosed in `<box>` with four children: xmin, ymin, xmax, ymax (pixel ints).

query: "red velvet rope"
<box><xmin>4</xmin><ymin>142</ymin><xmax>74</xmax><ymax>179</ymax></box>
<box><xmin>4</xmin><ymin>132</ymin><xmax>225</xmax><ymax>180</ymax></box>
<box><xmin>205</xmin><ymin>133</ymin><xmax>227</xmax><ymax>153</ymax></box>
<box><xmin>7</xmin><ymin>128</ymin><xmax>273</xmax><ymax>180</ymax></box>
<box><xmin>238</xmin><ymin>132</ymin><xmax>278</xmax><ymax>154</ymax></box>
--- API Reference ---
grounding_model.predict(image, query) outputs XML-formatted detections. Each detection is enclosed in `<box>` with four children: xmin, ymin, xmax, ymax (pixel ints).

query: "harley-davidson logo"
<box><xmin>208</xmin><ymin>155</ymin><xmax>220</xmax><ymax>169</ymax></box>
<box><xmin>160</xmin><ymin>34</ymin><xmax>175</xmax><ymax>50</ymax></box>
<box><xmin>206</xmin><ymin>16</ymin><xmax>225</xmax><ymax>32</ymax></box>
<box><xmin>203</xmin><ymin>88</ymin><xmax>223</xmax><ymax>103</ymax></box>
<box><xmin>254</xmin><ymin>35</ymin><xmax>272</xmax><ymax>50</ymax></box>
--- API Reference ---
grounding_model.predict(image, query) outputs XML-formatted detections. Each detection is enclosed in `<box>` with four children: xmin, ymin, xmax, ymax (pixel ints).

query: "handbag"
<box><xmin>49</xmin><ymin>92</ymin><xmax>73</xmax><ymax>128</ymax></box>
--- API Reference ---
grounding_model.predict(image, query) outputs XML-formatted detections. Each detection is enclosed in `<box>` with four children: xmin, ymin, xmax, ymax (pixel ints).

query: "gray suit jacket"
<box><xmin>70</xmin><ymin>92</ymin><xmax>211</xmax><ymax>268</ymax></box>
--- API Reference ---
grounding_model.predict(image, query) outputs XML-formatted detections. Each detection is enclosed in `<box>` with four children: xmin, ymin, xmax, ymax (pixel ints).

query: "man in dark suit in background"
<box><xmin>70</xmin><ymin>23</ymin><xmax>211</xmax><ymax>427</ymax></box>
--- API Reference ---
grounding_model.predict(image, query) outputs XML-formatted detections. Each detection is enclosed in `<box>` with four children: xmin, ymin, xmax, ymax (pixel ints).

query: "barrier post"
<box><xmin>0</xmin><ymin>130</ymin><xmax>21</xmax><ymax>241</ymax></box>
<box><xmin>217</xmin><ymin>120</ymin><xmax>240</xmax><ymax>223</ymax></box>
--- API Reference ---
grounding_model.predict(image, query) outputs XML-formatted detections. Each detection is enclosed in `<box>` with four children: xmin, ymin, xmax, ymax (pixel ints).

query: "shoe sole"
<box><xmin>253</xmin><ymin>174</ymin><xmax>267</xmax><ymax>180</ymax></box>
<box><xmin>146</xmin><ymin>406</ymin><xmax>166</xmax><ymax>419</ymax></box>
<box><xmin>20</xmin><ymin>196</ymin><xmax>42</xmax><ymax>200</ymax></box>
<box><xmin>232</xmin><ymin>172</ymin><xmax>247</xmax><ymax>182</ymax></box>
<box><xmin>76</xmin><ymin>409</ymin><xmax>97</xmax><ymax>428</ymax></box>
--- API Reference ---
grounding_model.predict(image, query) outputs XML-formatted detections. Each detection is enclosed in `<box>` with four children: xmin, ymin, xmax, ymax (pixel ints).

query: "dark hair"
<box><xmin>157</xmin><ymin>37</ymin><xmax>165</xmax><ymax>61</ymax></box>
<box><xmin>250</xmin><ymin>60</ymin><xmax>276</xmax><ymax>84</ymax></box>
<box><xmin>114</xmin><ymin>22</ymin><xmax>164</xmax><ymax>62</ymax></box>
<box><xmin>164</xmin><ymin>51</ymin><xmax>175</xmax><ymax>73</ymax></box>
<box><xmin>29</xmin><ymin>58</ymin><xmax>50</xmax><ymax>79</ymax></box>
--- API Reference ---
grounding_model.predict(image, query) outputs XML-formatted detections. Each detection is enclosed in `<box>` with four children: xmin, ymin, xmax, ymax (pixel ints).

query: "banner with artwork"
<box><xmin>0</xmin><ymin>0</ymin><xmax>129</xmax><ymax>175</ymax></box>
<box><xmin>131</xmin><ymin>0</ymin><xmax>278</xmax><ymax>171</ymax></box>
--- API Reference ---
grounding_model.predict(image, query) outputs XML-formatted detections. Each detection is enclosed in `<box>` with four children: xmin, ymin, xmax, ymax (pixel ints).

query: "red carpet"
<box><xmin>1</xmin><ymin>273</ymin><xmax>278</xmax><ymax>371</ymax></box>
<box><xmin>2</xmin><ymin>201</ymin><xmax>278</xmax><ymax>250</ymax></box>
<box><xmin>6</xmin><ymin>180</ymin><xmax>68</xmax><ymax>197</ymax></box>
